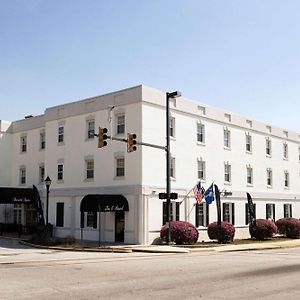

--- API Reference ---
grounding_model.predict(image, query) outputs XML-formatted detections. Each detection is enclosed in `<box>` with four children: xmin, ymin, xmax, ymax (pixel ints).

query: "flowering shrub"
<box><xmin>207</xmin><ymin>222</ymin><xmax>235</xmax><ymax>243</ymax></box>
<box><xmin>160</xmin><ymin>221</ymin><xmax>199</xmax><ymax>244</ymax></box>
<box><xmin>275</xmin><ymin>218</ymin><xmax>300</xmax><ymax>238</ymax></box>
<box><xmin>249</xmin><ymin>219</ymin><xmax>277</xmax><ymax>240</ymax></box>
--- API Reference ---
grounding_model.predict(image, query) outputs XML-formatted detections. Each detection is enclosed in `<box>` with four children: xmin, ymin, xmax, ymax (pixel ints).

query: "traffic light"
<box><xmin>98</xmin><ymin>127</ymin><xmax>108</xmax><ymax>148</ymax></box>
<box><xmin>127</xmin><ymin>133</ymin><xmax>137</xmax><ymax>152</ymax></box>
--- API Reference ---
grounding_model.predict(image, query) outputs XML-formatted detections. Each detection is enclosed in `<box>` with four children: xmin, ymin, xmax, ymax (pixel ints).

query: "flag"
<box><xmin>204</xmin><ymin>184</ymin><xmax>215</xmax><ymax>204</ymax></box>
<box><xmin>193</xmin><ymin>182</ymin><xmax>205</xmax><ymax>204</ymax></box>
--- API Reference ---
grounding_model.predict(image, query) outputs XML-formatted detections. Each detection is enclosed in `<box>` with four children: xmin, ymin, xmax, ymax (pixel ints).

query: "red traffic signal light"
<box><xmin>127</xmin><ymin>133</ymin><xmax>137</xmax><ymax>152</ymax></box>
<box><xmin>98</xmin><ymin>127</ymin><xmax>108</xmax><ymax>148</ymax></box>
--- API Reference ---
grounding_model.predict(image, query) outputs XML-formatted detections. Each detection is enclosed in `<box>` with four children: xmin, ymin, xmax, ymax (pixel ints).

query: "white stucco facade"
<box><xmin>1</xmin><ymin>85</ymin><xmax>300</xmax><ymax>244</ymax></box>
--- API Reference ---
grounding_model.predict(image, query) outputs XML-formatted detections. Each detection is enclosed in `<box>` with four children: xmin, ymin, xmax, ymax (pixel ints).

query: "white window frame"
<box><xmin>224</xmin><ymin>128</ymin><xmax>231</xmax><ymax>149</ymax></box>
<box><xmin>170</xmin><ymin>157</ymin><xmax>176</xmax><ymax>179</ymax></box>
<box><xmin>169</xmin><ymin>117</ymin><xmax>175</xmax><ymax>138</ymax></box>
<box><xmin>39</xmin><ymin>164</ymin><xmax>45</xmax><ymax>184</ymax></box>
<box><xmin>224</xmin><ymin>163</ymin><xmax>231</xmax><ymax>183</ymax></box>
<box><xmin>266</xmin><ymin>138</ymin><xmax>271</xmax><ymax>157</ymax></box>
<box><xmin>246</xmin><ymin>133</ymin><xmax>252</xmax><ymax>153</ymax></box>
<box><xmin>197</xmin><ymin>123</ymin><xmax>205</xmax><ymax>143</ymax></box>
<box><xmin>284</xmin><ymin>171</ymin><xmax>289</xmax><ymax>188</ymax></box>
<box><xmin>20</xmin><ymin>135</ymin><xmax>27</xmax><ymax>153</ymax></box>
<box><xmin>116</xmin><ymin>157</ymin><xmax>125</xmax><ymax>178</ymax></box>
<box><xmin>57</xmin><ymin>163</ymin><xmax>64</xmax><ymax>181</ymax></box>
<box><xmin>86</xmin><ymin>119</ymin><xmax>95</xmax><ymax>140</ymax></box>
<box><xmin>195</xmin><ymin>202</ymin><xmax>209</xmax><ymax>227</ymax></box>
<box><xmin>266</xmin><ymin>203</ymin><xmax>275</xmax><ymax>221</ymax></box>
<box><xmin>267</xmin><ymin>169</ymin><xmax>272</xmax><ymax>187</ymax></box>
<box><xmin>40</xmin><ymin>130</ymin><xmax>46</xmax><ymax>150</ymax></box>
<box><xmin>85</xmin><ymin>159</ymin><xmax>94</xmax><ymax>180</ymax></box>
<box><xmin>283</xmin><ymin>143</ymin><xmax>288</xmax><ymax>160</ymax></box>
<box><xmin>58</xmin><ymin>126</ymin><xmax>64</xmax><ymax>144</ymax></box>
<box><xmin>223</xmin><ymin>203</ymin><xmax>234</xmax><ymax>224</ymax></box>
<box><xmin>284</xmin><ymin>204</ymin><xmax>292</xmax><ymax>218</ymax></box>
<box><xmin>19</xmin><ymin>166</ymin><xmax>26</xmax><ymax>185</ymax></box>
<box><xmin>116</xmin><ymin>114</ymin><xmax>125</xmax><ymax>135</ymax></box>
<box><xmin>197</xmin><ymin>160</ymin><xmax>206</xmax><ymax>180</ymax></box>
<box><xmin>247</xmin><ymin>166</ymin><xmax>253</xmax><ymax>185</ymax></box>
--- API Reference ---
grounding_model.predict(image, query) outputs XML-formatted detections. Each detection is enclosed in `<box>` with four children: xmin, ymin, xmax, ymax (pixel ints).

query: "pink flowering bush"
<box><xmin>249</xmin><ymin>219</ymin><xmax>277</xmax><ymax>240</ymax></box>
<box><xmin>160</xmin><ymin>221</ymin><xmax>199</xmax><ymax>244</ymax></box>
<box><xmin>207</xmin><ymin>222</ymin><xmax>235</xmax><ymax>244</ymax></box>
<box><xmin>275</xmin><ymin>218</ymin><xmax>300</xmax><ymax>238</ymax></box>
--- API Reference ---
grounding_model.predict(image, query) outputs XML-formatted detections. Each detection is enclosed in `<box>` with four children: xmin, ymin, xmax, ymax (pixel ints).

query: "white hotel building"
<box><xmin>0</xmin><ymin>85</ymin><xmax>300</xmax><ymax>244</ymax></box>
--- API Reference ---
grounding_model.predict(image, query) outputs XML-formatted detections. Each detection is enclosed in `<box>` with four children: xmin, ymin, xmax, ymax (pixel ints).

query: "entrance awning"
<box><xmin>0</xmin><ymin>187</ymin><xmax>35</xmax><ymax>204</ymax></box>
<box><xmin>80</xmin><ymin>194</ymin><xmax>129</xmax><ymax>212</ymax></box>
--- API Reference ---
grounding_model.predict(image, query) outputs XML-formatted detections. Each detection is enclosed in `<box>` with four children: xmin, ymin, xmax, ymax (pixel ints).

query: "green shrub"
<box><xmin>249</xmin><ymin>219</ymin><xmax>277</xmax><ymax>240</ymax></box>
<box><xmin>207</xmin><ymin>222</ymin><xmax>235</xmax><ymax>243</ymax></box>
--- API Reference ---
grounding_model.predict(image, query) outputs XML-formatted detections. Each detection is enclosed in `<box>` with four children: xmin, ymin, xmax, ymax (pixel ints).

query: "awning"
<box><xmin>0</xmin><ymin>187</ymin><xmax>35</xmax><ymax>204</ymax></box>
<box><xmin>80</xmin><ymin>194</ymin><xmax>129</xmax><ymax>212</ymax></box>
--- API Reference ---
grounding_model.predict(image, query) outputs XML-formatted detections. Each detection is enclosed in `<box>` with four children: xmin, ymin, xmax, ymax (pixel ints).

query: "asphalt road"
<box><xmin>1</xmin><ymin>238</ymin><xmax>300</xmax><ymax>299</ymax></box>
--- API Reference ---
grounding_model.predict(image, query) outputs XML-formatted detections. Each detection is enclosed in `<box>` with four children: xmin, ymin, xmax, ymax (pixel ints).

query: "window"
<box><xmin>224</xmin><ymin>163</ymin><xmax>231</xmax><ymax>183</ymax></box>
<box><xmin>247</xmin><ymin>166</ymin><xmax>253</xmax><ymax>185</ymax></box>
<box><xmin>245</xmin><ymin>203</ymin><xmax>256</xmax><ymax>225</ymax></box>
<box><xmin>39</xmin><ymin>164</ymin><xmax>45</xmax><ymax>183</ymax></box>
<box><xmin>266</xmin><ymin>138</ymin><xmax>271</xmax><ymax>156</ymax></box>
<box><xmin>223</xmin><ymin>203</ymin><xmax>235</xmax><ymax>224</ymax></box>
<box><xmin>87</xmin><ymin>119</ymin><xmax>95</xmax><ymax>139</ymax></box>
<box><xmin>224</xmin><ymin>129</ymin><xmax>230</xmax><ymax>148</ymax></box>
<box><xmin>283</xmin><ymin>143</ymin><xmax>288</xmax><ymax>160</ymax></box>
<box><xmin>170</xmin><ymin>157</ymin><xmax>175</xmax><ymax>178</ymax></box>
<box><xmin>116</xmin><ymin>115</ymin><xmax>125</xmax><ymax>135</ymax></box>
<box><xmin>284</xmin><ymin>204</ymin><xmax>292</xmax><ymax>218</ymax></box>
<box><xmin>266</xmin><ymin>203</ymin><xmax>275</xmax><ymax>221</ymax></box>
<box><xmin>284</xmin><ymin>171</ymin><xmax>289</xmax><ymax>188</ymax></box>
<box><xmin>19</xmin><ymin>167</ymin><xmax>26</xmax><ymax>185</ymax></box>
<box><xmin>246</xmin><ymin>133</ymin><xmax>252</xmax><ymax>152</ymax></box>
<box><xmin>86</xmin><ymin>211</ymin><xmax>97</xmax><ymax>228</ymax></box>
<box><xmin>267</xmin><ymin>169</ymin><xmax>272</xmax><ymax>187</ymax></box>
<box><xmin>169</xmin><ymin>117</ymin><xmax>175</xmax><ymax>138</ymax></box>
<box><xmin>58</xmin><ymin>126</ymin><xmax>64</xmax><ymax>143</ymax></box>
<box><xmin>195</xmin><ymin>203</ymin><xmax>209</xmax><ymax>227</ymax></box>
<box><xmin>57</xmin><ymin>163</ymin><xmax>64</xmax><ymax>181</ymax></box>
<box><xmin>85</xmin><ymin>159</ymin><xmax>94</xmax><ymax>180</ymax></box>
<box><xmin>162</xmin><ymin>202</ymin><xmax>180</xmax><ymax>225</ymax></box>
<box><xmin>116</xmin><ymin>157</ymin><xmax>125</xmax><ymax>177</ymax></box>
<box><xmin>197</xmin><ymin>123</ymin><xmax>205</xmax><ymax>143</ymax></box>
<box><xmin>197</xmin><ymin>160</ymin><xmax>206</xmax><ymax>180</ymax></box>
<box><xmin>13</xmin><ymin>204</ymin><xmax>22</xmax><ymax>224</ymax></box>
<box><xmin>56</xmin><ymin>202</ymin><xmax>64</xmax><ymax>227</ymax></box>
<box><xmin>20</xmin><ymin>135</ymin><xmax>27</xmax><ymax>153</ymax></box>
<box><xmin>40</xmin><ymin>130</ymin><xmax>46</xmax><ymax>150</ymax></box>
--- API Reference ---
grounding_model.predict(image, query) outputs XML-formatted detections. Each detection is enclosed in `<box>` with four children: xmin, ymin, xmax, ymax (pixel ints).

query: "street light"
<box><xmin>45</xmin><ymin>176</ymin><xmax>52</xmax><ymax>225</ymax></box>
<box><xmin>166</xmin><ymin>91</ymin><xmax>181</xmax><ymax>244</ymax></box>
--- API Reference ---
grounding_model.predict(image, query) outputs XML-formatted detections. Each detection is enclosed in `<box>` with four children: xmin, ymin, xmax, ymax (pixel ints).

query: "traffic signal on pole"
<box><xmin>98</xmin><ymin>127</ymin><xmax>108</xmax><ymax>148</ymax></box>
<box><xmin>127</xmin><ymin>133</ymin><xmax>137</xmax><ymax>152</ymax></box>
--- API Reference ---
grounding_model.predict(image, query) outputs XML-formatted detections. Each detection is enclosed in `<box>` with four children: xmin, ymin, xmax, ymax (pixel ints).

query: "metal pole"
<box><xmin>46</xmin><ymin>186</ymin><xmax>49</xmax><ymax>224</ymax></box>
<box><xmin>166</xmin><ymin>92</ymin><xmax>171</xmax><ymax>245</ymax></box>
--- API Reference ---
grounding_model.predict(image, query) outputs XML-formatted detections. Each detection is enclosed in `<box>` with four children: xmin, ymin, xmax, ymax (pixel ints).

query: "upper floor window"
<box><xmin>85</xmin><ymin>159</ymin><xmax>94</xmax><ymax>180</ymax></box>
<box><xmin>169</xmin><ymin>117</ymin><xmax>175</xmax><ymax>138</ymax></box>
<box><xmin>39</xmin><ymin>164</ymin><xmax>45</xmax><ymax>184</ymax></box>
<box><xmin>57</xmin><ymin>163</ymin><xmax>64</xmax><ymax>181</ymax></box>
<box><xmin>20</xmin><ymin>135</ymin><xmax>27</xmax><ymax>153</ymax></box>
<box><xmin>87</xmin><ymin>119</ymin><xmax>95</xmax><ymax>139</ymax></box>
<box><xmin>266</xmin><ymin>138</ymin><xmax>271</xmax><ymax>156</ymax></box>
<box><xmin>224</xmin><ymin>128</ymin><xmax>231</xmax><ymax>148</ymax></box>
<box><xmin>116</xmin><ymin>115</ymin><xmax>125</xmax><ymax>135</ymax></box>
<box><xmin>197</xmin><ymin>160</ymin><xmax>206</xmax><ymax>180</ymax></box>
<box><xmin>223</xmin><ymin>203</ymin><xmax>235</xmax><ymax>224</ymax></box>
<box><xmin>284</xmin><ymin>204</ymin><xmax>292</xmax><ymax>218</ymax></box>
<box><xmin>58</xmin><ymin>126</ymin><xmax>64</xmax><ymax>144</ymax></box>
<box><xmin>267</xmin><ymin>169</ymin><xmax>272</xmax><ymax>187</ymax></box>
<box><xmin>283</xmin><ymin>143</ymin><xmax>288</xmax><ymax>160</ymax></box>
<box><xmin>246</xmin><ymin>133</ymin><xmax>252</xmax><ymax>152</ymax></box>
<box><xmin>247</xmin><ymin>166</ymin><xmax>253</xmax><ymax>185</ymax></box>
<box><xmin>284</xmin><ymin>171</ymin><xmax>289</xmax><ymax>188</ymax></box>
<box><xmin>19</xmin><ymin>166</ymin><xmax>26</xmax><ymax>185</ymax></box>
<box><xmin>197</xmin><ymin>123</ymin><xmax>205</xmax><ymax>143</ymax></box>
<box><xmin>40</xmin><ymin>130</ymin><xmax>46</xmax><ymax>150</ymax></box>
<box><xmin>224</xmin><ymin>163</ymin><xmax>231</xmax><ymax>183</ymax></box>
<box><xmin>170</xmin><ymin>157</ymin><xmax>176</xmax><ymax>179</ymax></box>
<box><xmin>116</xmin><ymin>157</ymin><xmax>125</xmax><ymax>177</ymax></box>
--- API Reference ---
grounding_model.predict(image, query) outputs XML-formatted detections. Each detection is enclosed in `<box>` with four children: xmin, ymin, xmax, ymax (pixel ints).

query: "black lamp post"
<box><xmin>45</xmin><ymin>176</ymin><xmax>52</xmax><ymax>225</ymax></box>
<box><xmin>166</xmin><ymin>91</ymin><xmax>181</xmax><ymax>244</ymax></box>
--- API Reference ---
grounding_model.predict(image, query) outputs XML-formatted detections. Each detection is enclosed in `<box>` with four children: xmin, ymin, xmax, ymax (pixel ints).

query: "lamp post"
<box><xmin>166</xmin><ymin>91</ymin><xmax>181</xmax><ymax>244</ymax></box>
<box><xmin>44</xmin><ymin>176</ymin><xmax>52</xmax><ymax>225</ymax></box>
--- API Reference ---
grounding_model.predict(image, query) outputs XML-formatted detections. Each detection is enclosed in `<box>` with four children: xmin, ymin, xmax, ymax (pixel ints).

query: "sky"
<box><xmin>1</xmin><ymin>0</ymin><xmax>300</xmax><ymax>131</ymax></box>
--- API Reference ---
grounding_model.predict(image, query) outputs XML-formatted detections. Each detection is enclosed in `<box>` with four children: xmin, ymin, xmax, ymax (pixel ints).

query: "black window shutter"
<box><xmin>163</xmin><ymin>202</ymin><xmax>167</xmax><ymax>225</ymax></box>
<box><xmin>93</xmin><ymin>211</ymin><xmax>97</xmax><ymax>229</ymax></box>
<box><xmin>80</xmin><ymin>211</ymin><xmax>84</xmax><ymax>228</ymax></box>
<box><xmin>195</xmin><ymin>203</ymin><xmax>199</xmax><ymax>227</ymax></box>
<box><xmin>176</xmin><ymin>202</ymin><xmax>180</xmax><ymax>221</ymax></box>
<box><xmin>231</xmin><ymin>203</ymin><xmax>235</xmax><ymax>225</ymax></box>
<box><xmin>222</xmin><ymin>203</ymin><xmax>226</xmax><ymax>221</ymax></box>
<box><xmin>206</xmin><ymin>204</ymin><xmax>209</xmax><ymax>227</ymax></box>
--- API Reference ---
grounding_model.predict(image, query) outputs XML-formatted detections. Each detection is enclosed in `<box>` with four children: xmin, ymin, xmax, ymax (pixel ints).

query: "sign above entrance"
<box><xmin>13</xmin><ymin>197</ymin><xmax>31</xmax><ymax>203</ymax></box>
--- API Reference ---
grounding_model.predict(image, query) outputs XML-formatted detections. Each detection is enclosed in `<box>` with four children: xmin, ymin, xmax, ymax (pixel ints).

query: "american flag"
<box><xmin>193</xmin><ymin>182</ymin><xmax>205</xmax><ymax>204</ymax></box>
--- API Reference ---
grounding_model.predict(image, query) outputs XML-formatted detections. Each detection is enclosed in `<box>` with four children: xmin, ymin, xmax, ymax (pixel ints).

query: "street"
<box><xmin>1</xmin><ymin>239</ymin><xmax>300</xmax><ymax>299</ymax></box>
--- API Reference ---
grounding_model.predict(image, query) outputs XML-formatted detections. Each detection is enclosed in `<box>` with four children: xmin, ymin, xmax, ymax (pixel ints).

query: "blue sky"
<box><xmin>1</xmin><ymin>0</ymin><xmax>300</xmax><ymax>131</ymax></box>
